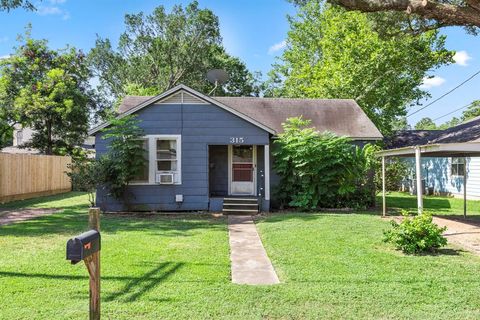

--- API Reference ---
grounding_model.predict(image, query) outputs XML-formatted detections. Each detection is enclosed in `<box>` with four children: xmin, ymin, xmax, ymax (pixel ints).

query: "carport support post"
<box><xmin>464</xmin><ymin>157</ymin><xmax>467</xmax><ymax>218</ymax></box>
<box><xmin>415</xmin><ymin>147</ymin><xmax>423</xmax><ymax>215</ymax></box>
<box><xmin>382</xmin><ymin>156</ymin><xmax>386</xmax><ymax>217</ymax></box>
<box><xmin>85</xmin><ymin>208</ymin><xmax>101</xmax><ymax>320</ymax></box>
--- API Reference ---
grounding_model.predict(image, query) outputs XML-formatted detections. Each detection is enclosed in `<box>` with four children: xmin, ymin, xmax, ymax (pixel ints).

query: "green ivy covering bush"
<box><xmin>273</xmin><ymin>117</ymin><xmax>377</xmax><ymax>210</ymax></box>
<box><xmin>383</xmin><ymin>211</ymin><xmax>448</xmax><ymax>254</ymax></box>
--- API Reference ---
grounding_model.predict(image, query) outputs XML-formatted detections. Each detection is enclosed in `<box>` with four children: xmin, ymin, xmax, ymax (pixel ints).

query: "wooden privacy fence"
<box><xmin>0</xmin><ymin>153</ymin><xmax>72</xmax><ymax>203</ymax></box>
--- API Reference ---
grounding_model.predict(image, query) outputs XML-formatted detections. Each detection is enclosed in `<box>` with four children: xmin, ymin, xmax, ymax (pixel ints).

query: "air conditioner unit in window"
<box><xmin>156</xmin><ymin>173</ymin><xmax>174</xmax><ymax>184</ymax></box>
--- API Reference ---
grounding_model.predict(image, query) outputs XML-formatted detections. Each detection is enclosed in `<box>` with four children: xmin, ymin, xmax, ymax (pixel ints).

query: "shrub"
<box><xmin>100</xmin><ymin>115</ymin><xmax>146</xmax><ymax>201</ymax></box>
<box><xmin>67</xmin><ymin>158</ymin><xmax>102</xmax><ymax>207</ymax></box>
<box><xmin>273</xmin><ymin>117</ymin><xmax>377</xmax><ymax>210</ymax></box>
<box><xmin>374</xmin><ymin>157</ymin><xmax>409</xmax><ymax>192</ymax></box>
<box><xmin>383</xmin><ymin>211</ymin><xmax>447</xmax><ymax>254</ymax></box>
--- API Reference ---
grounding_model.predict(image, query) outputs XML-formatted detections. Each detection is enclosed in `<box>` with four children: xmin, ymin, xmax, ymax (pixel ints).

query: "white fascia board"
<box><xmin>376</xmin><ymin>142</ymin><xmax>480</xmax><ymax>157</ymax></box>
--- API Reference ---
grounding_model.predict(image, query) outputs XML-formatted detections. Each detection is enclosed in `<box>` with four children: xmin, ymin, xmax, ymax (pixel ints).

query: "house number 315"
<box><xmin>230</xmin><ymin>137</ymin><xmax>245</xmax><ymax>144</ymax></box>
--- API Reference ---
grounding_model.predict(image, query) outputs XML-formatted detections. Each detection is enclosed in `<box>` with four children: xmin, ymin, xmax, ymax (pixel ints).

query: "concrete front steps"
<box><xmin>222</xmin><ymin>197</ymin><xmax>259</xmax><ymax>215</ymax></box>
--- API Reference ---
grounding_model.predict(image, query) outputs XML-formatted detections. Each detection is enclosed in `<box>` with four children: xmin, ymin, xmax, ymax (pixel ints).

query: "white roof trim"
<box><xmin>88</xmin><ymin>85</ymin><xmax>276</xmax><ymax>135</ymax></box>
<box><xmin>377</xmin><ymin>142</ymin><xmax>480</xmax><ymax>157</ymax></box>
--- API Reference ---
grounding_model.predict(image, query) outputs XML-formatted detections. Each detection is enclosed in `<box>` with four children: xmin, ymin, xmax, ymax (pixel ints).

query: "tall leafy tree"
<box><xmin>415</xmin><ymin>100</ymin><xmax>480</xmax><ymax>130</ymax></box>
<box><xmin>437</xmin><ymin>117</ymin><xmax>461</xmax><ymax>129</ymax></box>
<box><xmin>0</xmin><ymin>31</ymin><xmax>102</xmax><ymax>155</ymax></box>
<box><xmin>460</xmin><ymin>100</ymin><xmax>480</xmax><ymax>121</ymax></box>
<box><xmin>414</xmin><ymin>117</ymin><xmax>437</xmax><ymax>130</ymax></box>
<box><xmin>0</xmin><ymin>0</ymin><xmax>35</xmax><ymax>11</ymax></box>
<box><xmin>89</xmin><ymin>1</ymin><xmax>260</xmax><ymax>102</ymax></box>
<box><xmin>266</xmin><ymin>2</ymin><xmax>453</xmax><ymax>134</ymax></box>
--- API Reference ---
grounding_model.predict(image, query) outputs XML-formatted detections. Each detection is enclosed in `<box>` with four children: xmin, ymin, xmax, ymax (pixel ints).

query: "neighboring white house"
<box><xmin>0</xmin><ymin>125</ymin><xmax>39</xmax><ymax>154</ymax></box>
<box><xmin>1</xmin><ymin>124</ymin><xmax>95</xmax><ymax>155</ymax></box>
<box><xmin>388</xmin><ymin>116</ymin><xmax>480</xmax><ymax>200</ymax></box>
<box><xmin>13</xmin><ymin>124</ymin><xmax>35</xmax><ymax>147</ymax></box>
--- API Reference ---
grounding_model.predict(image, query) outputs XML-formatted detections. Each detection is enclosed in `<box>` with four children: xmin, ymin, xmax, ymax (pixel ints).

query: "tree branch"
<box><xmin>330</xmin><ymin>0</ymin><xmax>480</xmax><ymax>27</ymax></box>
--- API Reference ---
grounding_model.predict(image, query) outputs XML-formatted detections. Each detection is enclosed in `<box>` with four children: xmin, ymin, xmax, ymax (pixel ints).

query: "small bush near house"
<box><xmin>67</xmin><ymin>115</ymin><xmax>146</xmax><ymax>209</ymax></box>
<box><xmin>67</xmin><ymin>158</ymin><xmax>104</xmax><ymax>207</ymax></box>
<box><xmin>100</xmin><ymin>115</ymin><xmax>146</xmax><ymax>201</ymax></box>
<box><xmin>374</xmin><ymin>158</ymin><xmax>409</xmax><ymax>192</ymax></box>
<box><xmin>273</xmin><ymin>117</ymin><xmax>377</xmax><ymax>210</ymax></box>
<box><xmin>383</xmin><ymin>211</ymin><xmax>447</xmax><ymax>254</ymax></box>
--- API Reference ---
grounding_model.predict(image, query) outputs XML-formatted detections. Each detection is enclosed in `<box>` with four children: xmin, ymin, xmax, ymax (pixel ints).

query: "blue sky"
<box><xmin>1</xmin><ymin>0</ymin><xmax>479</xmax><ymax>127</ymax></box>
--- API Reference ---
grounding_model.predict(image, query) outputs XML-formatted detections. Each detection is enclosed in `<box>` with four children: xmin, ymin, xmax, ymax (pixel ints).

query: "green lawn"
<box><xmin>1</xmin><ymin>192</ymin><xmax>480</xmax><ymax>319</ymax></box>
<box><xmin>379</xmin><ymin>191</ymin><xmax>480</xmax><ymax>217</ymax></box>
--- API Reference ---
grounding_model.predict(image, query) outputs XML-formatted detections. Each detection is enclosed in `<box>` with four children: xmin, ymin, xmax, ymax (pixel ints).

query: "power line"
<box><xmin>407</xmin><ymin>68</ymin><xmax>480</xmax><ymax>118</ymax></box>
<box><xmin>432</xmin><ymin>102</ymin><xmax>473</xmax><ymax>122</ymax></box>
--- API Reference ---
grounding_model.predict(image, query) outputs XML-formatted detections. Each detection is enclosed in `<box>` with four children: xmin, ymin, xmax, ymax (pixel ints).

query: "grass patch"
<box><xmin>0</xmin><ymin>191</ymin><xmax>88</xmax><ymax>210</ymax></box>
<box><xmin>378</xmin><ymin>191</ymin><xmax>480</xmax><ymax>217</ymax></box>
<box><xmin>1</xmin><ymin>192</ymin><xmax>480</xmax><ymax>319</ymax></box>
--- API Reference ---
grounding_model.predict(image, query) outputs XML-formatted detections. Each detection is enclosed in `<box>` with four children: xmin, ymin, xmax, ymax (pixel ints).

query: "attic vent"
<box><xmin>159</xmin><ymin>90</ymin><xmax>207</xmax><ymax>104</ymax></box>
<box><xmin>182</xmin><ymin>92</ymin><xmax>207</xmax><ymax>104</ymax></box>
<box><xmin>160</xmin><ymin>92</ymin><xmax>183</xmax><ymax>104</ymax></box>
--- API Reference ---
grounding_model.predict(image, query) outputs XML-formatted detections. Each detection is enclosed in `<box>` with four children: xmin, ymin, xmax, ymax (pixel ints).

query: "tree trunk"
<box><xmin>46</xmin><ymin>120</ymin><xmax>53</xmax><ymax>155</ymax></box>
<box><xmin>331</xmin><ymin>0</ymin><xmax>480</xmax><ymax>28</ymax></box>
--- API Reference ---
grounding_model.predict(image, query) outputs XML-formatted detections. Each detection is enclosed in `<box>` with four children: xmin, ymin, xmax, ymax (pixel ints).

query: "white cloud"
<box><xmin>420</xmin><ymin>76</ymin><xmax>446</xmax><ymax>89</ymax></box>
<box><xmin>0</xmin><ymin>36</ymin><xmax>8</xmax><ymax>43</ymax></box>
<box><xmin>36</xmin><ymin>4</ymin><xmax>70</xmax><ymax>20</ymax></box>
<box><xmin>453</xmin><ymin>50</ymin><xmax>472</xmax><ymax>66</ymax></box>
<box><xmin>37</xmin><ymin>6</ymin><xmax>62</xmax><ymax>15</ymax></box>
<box><xmin>0</xmin><ymin>55</ymin><xmax>11</xmax><ymax>60</ymax></box>
<box><xmin>49</xmin><ymin>0</ymin><xmax>66</xmax><ymax>4</ymax></box>
<box><xmin>268</xmin><ymin>40</ymin><xmax>286</xmax><ymax>55</ymax></box>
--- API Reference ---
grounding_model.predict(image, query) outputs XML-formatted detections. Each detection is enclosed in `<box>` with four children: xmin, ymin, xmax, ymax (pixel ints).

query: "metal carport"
<box><xmin>377</xmin><ymin>142</ymin><xmax>480</xmax><ymax>217</ymax></box>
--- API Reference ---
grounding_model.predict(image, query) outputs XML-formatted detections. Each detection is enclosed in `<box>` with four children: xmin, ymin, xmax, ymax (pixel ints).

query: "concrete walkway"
<box><xmin>0</xmin><ymin>208</ymin><xmax>58</xmax><ymax>226</ymax></box>
<box><xmin>228</xmin><ymin>215</ymin><xmax>280</xmax><ymax>285</ymax></box>
<box><xmin>433</xmin><ymin>217</ymin><xmax>480</xmax><ymax>255</ymax></box>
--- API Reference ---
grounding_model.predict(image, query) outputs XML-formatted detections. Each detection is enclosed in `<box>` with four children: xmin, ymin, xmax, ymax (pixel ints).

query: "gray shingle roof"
<box><xmin>387</xmin><ymin>116</ymin><xmax>480</xmax><ymax>149</ymax></box>
<box><xmin>118</xmin><ymin>95</ymin><xmax>383</xmax><ymax>139</ymax></box>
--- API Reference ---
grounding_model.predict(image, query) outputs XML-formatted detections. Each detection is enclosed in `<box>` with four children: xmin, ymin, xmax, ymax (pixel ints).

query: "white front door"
<box><xmin>229</xmin><ymin>145</ymin><xmax>256</xmax><ymax>195</ymax></box>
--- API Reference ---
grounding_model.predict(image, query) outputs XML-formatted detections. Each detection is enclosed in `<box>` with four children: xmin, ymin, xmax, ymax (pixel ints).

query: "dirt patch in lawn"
<box><xmin>0</xmin><ymin>208</ymin><xmax>59</xmax><ymax>226</ymax></box>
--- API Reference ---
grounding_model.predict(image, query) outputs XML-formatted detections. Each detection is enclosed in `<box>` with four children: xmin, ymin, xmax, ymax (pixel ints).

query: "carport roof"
<box><xmin>381</xmin><ymin>115</ymin><xmax>480</xmax><ymax>157</ymax></box>
<box><xmin>377</xmin><ymin>142</ymin><xmax>480</xmax><ymax>157</ymax></box>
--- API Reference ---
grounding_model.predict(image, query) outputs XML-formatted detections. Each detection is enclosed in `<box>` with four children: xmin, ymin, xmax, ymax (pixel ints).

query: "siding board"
<box><xmin>95</xmin><ymin>100</ymin><xmax>270</xmax><ymax>211</ymax></box>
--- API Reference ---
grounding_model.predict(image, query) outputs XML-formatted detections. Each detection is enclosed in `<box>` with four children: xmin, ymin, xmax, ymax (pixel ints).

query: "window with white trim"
<box><xmin>451</xmin><ymin>157</ymin><xmax>465</xmax><ymax>177</ymax></box>
<box><xmin>154</xmin><ymin>136</ymin><xmax>181</xmax><ymax>184</ymax></box>
<box><xmin>130</xmin><ymin>135</ymin><xmax>182</xmax><ymax>185</ymax></box>
<box><xmin>156</xmin><ymin>139</ymin><xmax>178</xmax><ymax>169</ymax></box>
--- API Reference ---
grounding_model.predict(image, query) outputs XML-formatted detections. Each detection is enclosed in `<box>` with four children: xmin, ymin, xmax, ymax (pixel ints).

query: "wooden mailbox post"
<box><xmin>66</xmin><ymin>208</ymin><xmax>101</xmax><ymax>320</ymax></box>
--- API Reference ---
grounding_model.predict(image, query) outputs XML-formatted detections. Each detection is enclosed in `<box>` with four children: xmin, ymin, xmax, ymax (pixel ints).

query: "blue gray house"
<box><xmin>386</xmin><ymin>116</ymin><xmax>480</xmax><ymax>199</ymax></box>
<box><xmin>89</xmin><ymin>85</ymin><xmax>382</xmax><ymax>213</ymax></box>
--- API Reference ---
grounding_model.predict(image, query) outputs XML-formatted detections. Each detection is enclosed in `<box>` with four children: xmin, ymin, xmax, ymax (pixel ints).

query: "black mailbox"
<box><xmin>66</xmin><ymin>230</ymin><xmax>101</xmax><ymax>264</ymax></box>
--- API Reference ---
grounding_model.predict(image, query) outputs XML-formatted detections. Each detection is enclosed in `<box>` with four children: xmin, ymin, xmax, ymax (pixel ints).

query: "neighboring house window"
<box><xmin>16</xmin><ymin>130</ymin><xmax>23</xmax><ymax>145</ymax></box>
<box><xmin>132</xmin><ymin>138</ymin><xmax>149</xmax><ymax>183</ymax></box>
<box><xmin>451</xmin><ymin>157</ymin><xmax>465</xmax><ymax>177</ymax></box>
<box><xmin>130</xmin><ymin>135</ymin><xmax>182</xmax><ymax>185</ymax></box>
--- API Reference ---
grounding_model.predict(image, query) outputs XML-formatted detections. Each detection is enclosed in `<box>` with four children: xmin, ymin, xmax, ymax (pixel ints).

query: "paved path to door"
<box><xmin>228</xmin><ymin>215</ymin><xmax>280</xmax><ymax>285</ymax></box>
<box><xmin>0</xmin><ymin>208</ymin><xmax>58</xmax><ymax>226</ymax></box>
<box><xmin>433</xmin><ymin>217</ymin><xmax>480</xmax><ymax>255</ymax></box>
